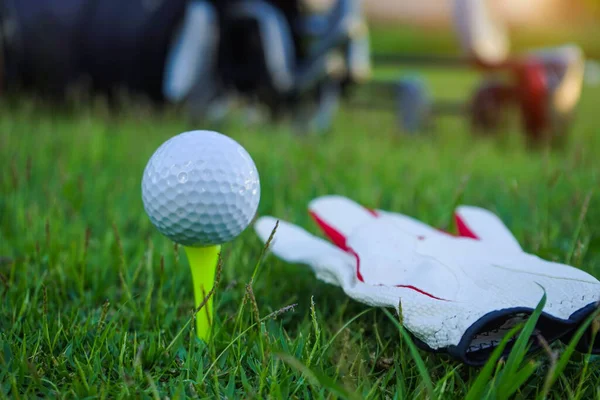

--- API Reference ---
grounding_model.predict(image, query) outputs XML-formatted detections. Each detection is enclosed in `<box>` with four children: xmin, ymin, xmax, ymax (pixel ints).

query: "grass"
<box><xmin>369</xmin><ymin>21</ymin><xmax>600</xmax><ymax>59</ymax></box>
<box><xmin>2</xmin><ymin>32</ymin><xmax>600</xmax><ymax>399</ymax></box>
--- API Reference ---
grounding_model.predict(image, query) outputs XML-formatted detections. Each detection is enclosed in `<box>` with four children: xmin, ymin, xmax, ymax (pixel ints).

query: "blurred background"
<box><xmin>1</xmin><ymin>0</ymin><xmax>598</xmax><ymax>142</ymax></box>
<box><xmin>360</xmin><ymin>0</ymin><xmax>598</xmax><ymax>26</ymax></box>
<box><xmin>358</xmin><ymin>0</ymin><xmax>600</xmax><ymax>57</ymax></box>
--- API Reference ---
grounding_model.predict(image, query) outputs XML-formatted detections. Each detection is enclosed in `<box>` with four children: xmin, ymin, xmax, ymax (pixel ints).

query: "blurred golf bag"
<box><xmin>0</xmin><ymin>0</ymin><xmax>369</xmax><ymax>132</ymax></box>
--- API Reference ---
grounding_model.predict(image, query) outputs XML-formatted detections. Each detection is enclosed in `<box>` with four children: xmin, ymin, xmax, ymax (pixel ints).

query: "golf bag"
<box><xmin>0</xmin><ymin>0</ymin><xmax>370</xmax><ymax>133</ymax></box>
<box><xmin>0</xmin><ymin>0</ymin><xmax>195</xmax><ymax>100</ymax></box>
<box><xmin>219</xmin><ymin>0</ymin><xmax>370</xmax><ymax>131</ymax></box>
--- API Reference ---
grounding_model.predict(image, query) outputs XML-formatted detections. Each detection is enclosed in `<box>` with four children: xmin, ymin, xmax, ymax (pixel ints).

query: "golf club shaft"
<box><xmin>184</xmin><ymin>244</ymin><xmax>221</xmax><ymax>342</ymax></box>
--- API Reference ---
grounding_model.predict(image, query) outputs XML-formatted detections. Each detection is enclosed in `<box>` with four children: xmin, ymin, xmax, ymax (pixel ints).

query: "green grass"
<box><xmin>369</xmin><ymin>21</ymin><xmax>600</xmax><ymax>59</ymax></box>
<box><xmin>2</xmin><ymin>37</ymin><xmax>600</xmax><ymax>398</ymax></box>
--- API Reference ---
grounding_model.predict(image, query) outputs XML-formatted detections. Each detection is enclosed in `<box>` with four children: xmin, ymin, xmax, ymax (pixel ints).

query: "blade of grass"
<box><xmin>540</xmin><ymin>306</ymin><xmax>600</xmax><ymax>398</ymax></box>
<box><xmin>496</xmin><ymin>292</ymin><xmax>546</xmax><ymax>398</ymax></box>
<box><xmin>276</xmin><ymin>352</ymin><xmax>361</xmax><ymax>400</ymax></box>
<box><xmin>382</xmin><ymin>306</ymin><xmax>434</xmax><ymax>399</ymax></box>
<box><xmin>465</xmin><ymin>323</ymin><xmax>526</xmax><ymax>400</ymax></box>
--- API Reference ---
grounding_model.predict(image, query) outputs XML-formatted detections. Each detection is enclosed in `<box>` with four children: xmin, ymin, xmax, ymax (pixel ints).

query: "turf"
<box><xmin>2</xmin><ymin>43</ymin><xmax>600</xmax><ymax>400</ymax></box>
<box><xmin>369</xmin><ymin>23</ymin><xmax>600</xmax><ymax>59</ymax></box>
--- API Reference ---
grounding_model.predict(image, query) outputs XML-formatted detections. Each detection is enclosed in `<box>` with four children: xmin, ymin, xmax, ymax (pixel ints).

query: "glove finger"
<box><xmin>254</xmin><ymin>216</ymin><xmax>356</xmax><ymax>287</ymax></box>
<box><xmin>310</xmin><ymin>195</ymin><xmax>448</xmax><ymax>242</ymax></box>
<box><xmin>308</xmin><ymin>195</ymin><xmax>378</xmax><ymax>249</ymax></box>
<box><xmin>375</xmin><ymin>210</ymin><xmax>444</xmax><ymax>239</ymax></box>
<box><xmin>454</xmin><ymin>206</ymin><xmax>523</xmax><ymax>252</ymax></box>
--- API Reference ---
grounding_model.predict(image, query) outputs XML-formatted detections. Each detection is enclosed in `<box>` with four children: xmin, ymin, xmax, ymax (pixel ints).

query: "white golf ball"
<box><xmin>141</xmin><ymin>130</ymin><xmax>260</xmax><ymax>246</ymax></box>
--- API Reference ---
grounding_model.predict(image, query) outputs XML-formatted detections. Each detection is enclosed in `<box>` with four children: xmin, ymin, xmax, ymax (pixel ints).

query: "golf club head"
<box><xmin>394</xmin><ymin>76</ymin><xmax>432</xmax><ymax>134</ymax></box>
<box><xmin>516</xmin><ymin>59</ymin><xmax>548</xmax><ymax>142</ymax></box>
<box><xmin>163</xmin><ymin>0</ymin><xmax>219</xmax><ymax>103</ymax></box>
<box><xmin>300</xmin><ymin>0</ymin><xmax>371</xmax><ymax>86</ymax></box>
<box><xmin>453</xmin><ymin>0</ymin><xmax>510</xmax><ymax>66</ymax></box>
<box><xmin>226</xmin><ymin>0</ymin><xmax>355</xmax><ymax>118</ymax></box>
<box><xmin>227</xmin><ymin>0</ymin><xmax>296</xmax><ymax>95</ymax></box>
<box><xmin>333</xmin><ymin>0</ymin><xmax>371</xmax><ymax>84</ymax></box>
<box><xmin>470</xmin><ymin>79</ymin><xmax>514</xmax><ymax>134</ymax></box>
<box><xmin>344</xmin><ymin>0</ymin><xmax>372</xmax><ymax>84</ymax></box>
<box><xmin>518</xmin><ymin>45</ymin><xmax>585</xmax><ymax>144</ymax></box>
<box><xmin>531</xmin><ymin>44</ymin><xmax>585</xmax><ymax>119</ymax></box>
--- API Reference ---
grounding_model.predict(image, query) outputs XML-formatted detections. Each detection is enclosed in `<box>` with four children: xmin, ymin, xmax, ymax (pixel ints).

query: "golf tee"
<box><xmin>184</xmin><ymin>244</ymin><xmax>221</xmax><ymax>342</ymax></box>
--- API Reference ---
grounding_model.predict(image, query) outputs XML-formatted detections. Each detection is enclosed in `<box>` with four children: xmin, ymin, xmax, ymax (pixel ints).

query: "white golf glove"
<box><xmin>254</xmin><ymin>195</ymin><xmax>600</xmax><ymax>365</ymax></box>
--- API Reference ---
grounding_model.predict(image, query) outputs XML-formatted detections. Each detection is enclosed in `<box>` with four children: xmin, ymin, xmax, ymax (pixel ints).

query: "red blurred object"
<box><xmin>517</xmin><ymin>60</ymin><xmax>548</xmax><ymax>142</ymax></box>
<box><xmin>364</xmin><ymin>0</ymin><xmax>585</xmax><ymax>146</ymax></box>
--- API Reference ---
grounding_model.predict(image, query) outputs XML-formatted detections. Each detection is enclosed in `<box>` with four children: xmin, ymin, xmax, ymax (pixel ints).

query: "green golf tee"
<box><xmin>184</xmin><ymin>244</ymin><xmax>221</xmax><ymax>342</ymax></box>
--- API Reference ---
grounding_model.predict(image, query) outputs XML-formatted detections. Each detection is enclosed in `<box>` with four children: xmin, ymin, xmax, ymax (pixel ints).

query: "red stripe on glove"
<box><xmin>454</xmin><ymin>213</ymin><xmax>480</xmax><ymax>239</ymax></box>
<box><xmin>310</xmin><ymin>209</ymin><xmax>446</xmax><ymax>300</ymax></box>
<box><xmin>309</xmin><ymin>211</ymin><xmax>350</xmax><ymax>251</ymax></box>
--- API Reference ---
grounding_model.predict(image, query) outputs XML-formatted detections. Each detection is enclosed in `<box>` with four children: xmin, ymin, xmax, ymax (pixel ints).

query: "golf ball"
<box><xmin>141</xmin><ymin>130</ymin><xmax>260</xmax><ymax>246</ymax></box>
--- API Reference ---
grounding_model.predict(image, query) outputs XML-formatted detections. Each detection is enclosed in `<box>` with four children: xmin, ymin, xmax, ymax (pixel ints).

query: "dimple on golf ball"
<box><xmin>141</xmin><ymin>130</ymin><xmax>260</xmax><ymax>246</ymax></box>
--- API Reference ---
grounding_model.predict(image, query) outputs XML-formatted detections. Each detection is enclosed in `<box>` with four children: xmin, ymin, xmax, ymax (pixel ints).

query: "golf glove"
<box><xmin>254</xmin><ymin>195</ymin><xmax>600</xmax><ymax>365</ymax></box>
